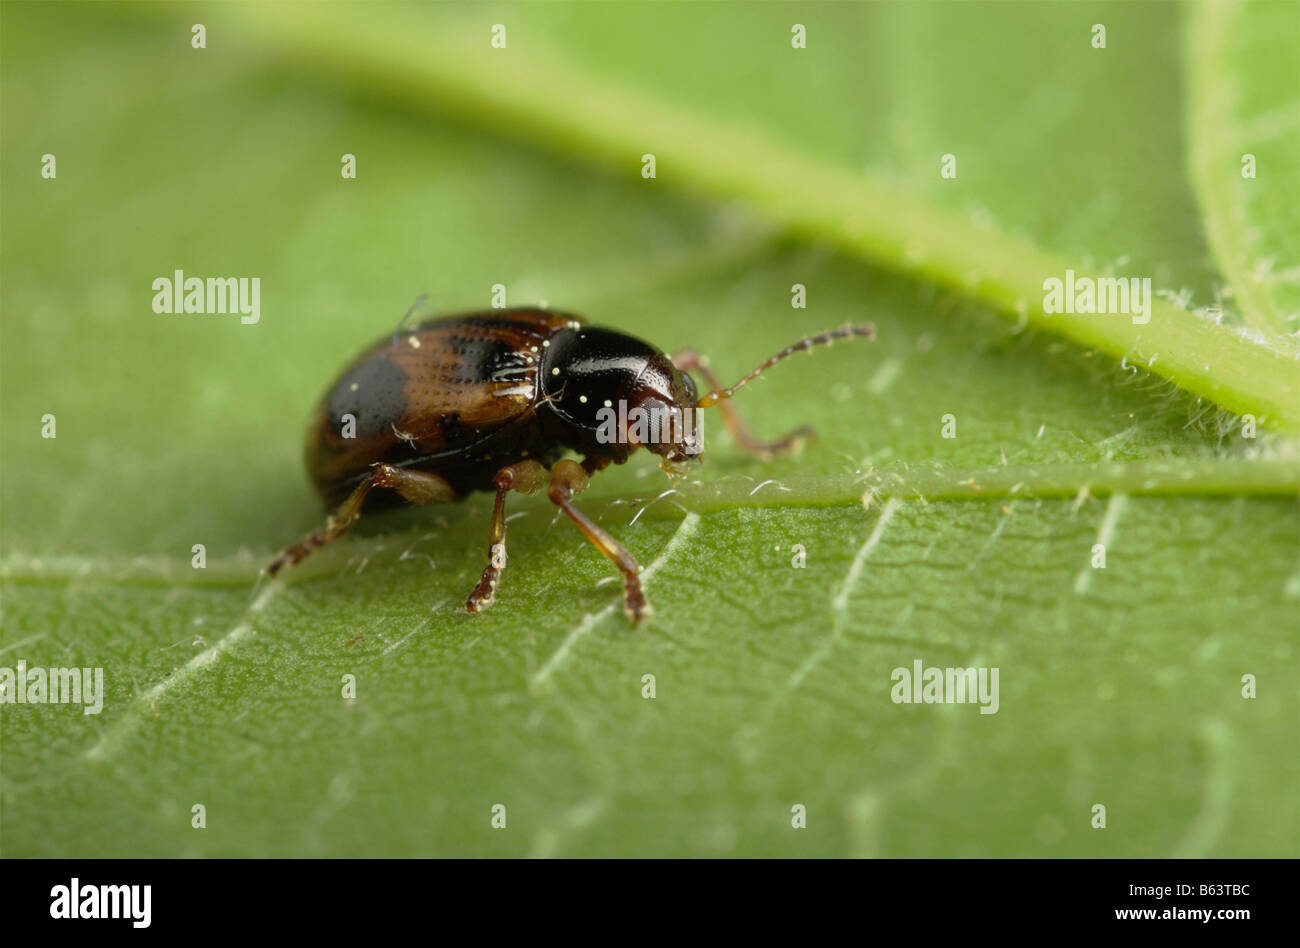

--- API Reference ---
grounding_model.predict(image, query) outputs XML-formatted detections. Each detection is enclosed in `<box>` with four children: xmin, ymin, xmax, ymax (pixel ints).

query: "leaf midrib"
<box><xmin>4</xmin><ymin>458</ymin><xmax>1296</xmax><ymax>587</ymax></box>
<box><xmin>165</xmin><ymin>2</ymin><xmax>1300</xmax><ymax>430</ymax></box>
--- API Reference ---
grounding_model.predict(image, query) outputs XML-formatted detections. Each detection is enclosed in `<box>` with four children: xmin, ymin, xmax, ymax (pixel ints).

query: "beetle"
<box><xmin>266</xmin><ymin>307</ymin><xmax>874</xmax><ymax>623</ymax></box>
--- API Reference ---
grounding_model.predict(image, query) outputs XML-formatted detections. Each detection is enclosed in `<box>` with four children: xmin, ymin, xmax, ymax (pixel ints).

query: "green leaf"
<box><xmin>1187</xmin><ymin>0</ymin><xmax>1300</xmax><ymax>342</ymax></box>
<box><xmin>217</xmin><ymin>0</ymin><xmax>1300</xmax><ymax>429</ymax></box>
<box><xmin>2</xmin><ymin>1</ymin><xmax>1296</xmax><ymax>857</ymax></box>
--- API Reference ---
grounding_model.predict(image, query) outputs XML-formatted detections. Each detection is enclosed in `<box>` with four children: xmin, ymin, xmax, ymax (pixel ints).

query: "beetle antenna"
<box><xmin>695</xmin><ymin>324</ymin><xmax>875</xmax><ymax>408</ymax></box>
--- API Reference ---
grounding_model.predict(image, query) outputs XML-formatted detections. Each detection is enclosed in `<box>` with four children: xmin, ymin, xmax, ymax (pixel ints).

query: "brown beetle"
<box><xmin>267</xmin><ymin>308</ymin><xmax>874</xmax><ymax>623</ymax></box>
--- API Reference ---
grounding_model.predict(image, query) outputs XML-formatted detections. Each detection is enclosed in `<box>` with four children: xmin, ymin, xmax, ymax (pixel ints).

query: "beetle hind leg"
<box><xmin>465</xmin><ymin>460</ymin><xmax>547</xmax><ymax>613</ymax></box>
<box><xmin>671</xmin><ymin>348</ymin><xmax>815</xmax><ymax>460</ymax></box>
<box><xmin>265</xmin><ymin>463</ymin><xmax>456</xmax><ymax>576</ymax></box>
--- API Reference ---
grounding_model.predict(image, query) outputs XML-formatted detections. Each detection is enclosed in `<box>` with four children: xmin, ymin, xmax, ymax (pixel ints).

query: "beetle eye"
<box><xmin>680</xmin><ymin>371</ymin><xmax>698</xmax><ymax>407</ymax></box>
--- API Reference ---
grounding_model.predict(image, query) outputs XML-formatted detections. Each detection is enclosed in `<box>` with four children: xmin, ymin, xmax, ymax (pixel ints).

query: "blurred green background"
<box><xmin>2</xmin><ymin>1</ymin><xmax>1297</xmax><ymax>857</ymax></box>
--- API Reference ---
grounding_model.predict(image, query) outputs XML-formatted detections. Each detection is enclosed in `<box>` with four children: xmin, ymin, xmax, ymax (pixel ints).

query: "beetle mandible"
<box><xmin>266</xmin><ymin>307</ymin><xmax>874</xmax><ymax>623</ymax></box>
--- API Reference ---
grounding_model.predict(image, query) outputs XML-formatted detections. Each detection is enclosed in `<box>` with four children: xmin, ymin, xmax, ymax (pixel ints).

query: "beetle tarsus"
<box><xmin>465</xmin><ymin>578</ymin><xmax>497</xmax><ymax>613</ymax></box>
<box><xmin>623</xmin><ymin>577</ymin><xmax>651</xmax><ymax>625</ymax></box>
<box><xmin>749</xmin><ymin>423</ymin><xmax>818</xmax><ymax>461</ymax></box>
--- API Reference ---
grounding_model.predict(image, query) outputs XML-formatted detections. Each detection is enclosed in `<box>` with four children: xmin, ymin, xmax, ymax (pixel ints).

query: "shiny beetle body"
<box><xmin>269</xmin><ymin>306</ymin><xmax>874</xmax><ymax>623</ymax></box>
<box><xmin>306</xmin><ymin>309</ymin><xmax>695</xmax><ymax>507</ymax></box>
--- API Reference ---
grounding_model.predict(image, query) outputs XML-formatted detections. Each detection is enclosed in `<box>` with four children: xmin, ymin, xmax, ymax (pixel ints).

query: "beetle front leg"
<box><xmin>465</xmin><ymin>460</ymin><xmax>547</xmax><ymax>613</ymax></box>
<box><xmin>671</xmin><ymin>348</ymin><xmax>814</xmax><ymax>460</ymax></box>
<box><xmin>547</xmin><ymin>459</ymin><xmax>649</xmax><ymax>624</ymax></box>
<box><xmin>266</xmin><ymin>463</ymin><xmax>456</xmax><ymax>576</ymax></box>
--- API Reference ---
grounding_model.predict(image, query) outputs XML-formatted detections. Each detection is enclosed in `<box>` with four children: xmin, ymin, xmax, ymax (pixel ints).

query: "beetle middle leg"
<box><xmin>547</xmin><ymin>459</ymin><xmax>650</xmax><ymax>624</ymax></box>
<box><xmin>465</xmin><ymin>460</ymin><xmax>547</xmax><ymax>614</ymax></box>
<box><xmin>266</xmin><ymin>463</ymin><xmax>456</xmax><ymax>576</ymax></box>
<box><xmin>671</xmin><ymin>348</ymin><xmax>814</xmax><ymax>460</ymax></box>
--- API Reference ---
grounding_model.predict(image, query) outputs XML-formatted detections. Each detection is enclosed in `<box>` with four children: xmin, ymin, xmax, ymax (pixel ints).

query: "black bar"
<box><xmin>0</xmin><ymin>858</ymin><xmax>1276</xmax><ymax>933</ymax></box>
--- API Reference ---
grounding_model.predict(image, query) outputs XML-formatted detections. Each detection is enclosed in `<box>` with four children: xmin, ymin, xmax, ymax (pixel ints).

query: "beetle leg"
<box><xmin>671</xmin><ymin>348</ymin><xmax>815</xmax><ymax>460</ymax></box>
<box><xmin>547</xmin><ymin>459</ymin><xmax>650</xmax><ymax>624</ymax></box>
<box><xmin>465</xmin><ymin>460</ymin><xmax>547</xmax><ymax>614</ymax></box>
<box><xmin>265</xmin><ymin>463</ymin><xmax>455</xmax><ymax>576</ymax></box>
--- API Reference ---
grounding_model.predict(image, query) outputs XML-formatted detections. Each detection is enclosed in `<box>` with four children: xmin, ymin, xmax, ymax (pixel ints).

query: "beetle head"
<box><xmin>539</xmin><ymin>327</ymin><xmax>703</xmax><ymax>467</ymax></box>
